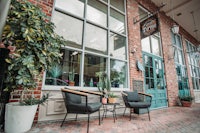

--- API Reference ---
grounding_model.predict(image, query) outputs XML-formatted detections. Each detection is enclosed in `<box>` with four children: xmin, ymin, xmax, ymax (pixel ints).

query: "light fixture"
<box><xmin>171</xmin><ymin>24</ymin><xmax>179</xmax><ymax>34</ymax></box>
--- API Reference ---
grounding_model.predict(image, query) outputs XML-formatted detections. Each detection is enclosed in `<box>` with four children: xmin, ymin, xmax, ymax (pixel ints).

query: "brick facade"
<box><xmin>9</xmin><ymin>0</ymin><xmax>199</xmax><ymax>122</ymax></box>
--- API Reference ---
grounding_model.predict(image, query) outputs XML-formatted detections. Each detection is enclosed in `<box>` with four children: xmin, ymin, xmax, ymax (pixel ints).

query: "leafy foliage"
<box><xmin>20</xmin><ymin>93</ymin><xmax>49</xmax><ymax>105</ymax></box>
<box><xmin>2</xmin><ymin>0</ymin><xmax>66</xmax><ymax>92</ymax></box>
<box><xmin>179</xmin><ymin>96</ymin><xmax>194</xmax><ymax>102</ymax></box>
<box><xmin>108</xmin><ymin>92</ymin><xmax>118</xmax><ymax>98</ymax></box>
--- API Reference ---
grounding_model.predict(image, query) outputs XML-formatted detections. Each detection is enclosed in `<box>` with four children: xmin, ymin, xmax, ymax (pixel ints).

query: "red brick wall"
<box><xmin>127</xmin><ymin>0</ymin><xmax>198</xmax><ymax>106</ymax></box>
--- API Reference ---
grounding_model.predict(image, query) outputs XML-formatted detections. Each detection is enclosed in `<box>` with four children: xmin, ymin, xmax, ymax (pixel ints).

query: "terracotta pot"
<box><xmin>181</xmin><ymin>101</ymin><xmax>192</xmax><ymax>107</ymax></box>
<box><xmin>69</xmin><ymin>81</ymin><xmax>75</xmax><ymax>86</ymax></box>
<box><xmin>108</xmin><ymin>98</ymin><xmax>116</xmax><ymax>103</ymax></box>
<box><xmin>102</xmin><ymin>98</ymin><xmax>107</xmax><ymax>104</ymax></box>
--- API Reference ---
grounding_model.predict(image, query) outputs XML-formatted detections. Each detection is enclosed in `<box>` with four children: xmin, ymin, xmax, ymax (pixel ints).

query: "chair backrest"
<box><xmin>123</xmin><ymin>90</ymin><xmax>139</xmax><ymax>102</ymax></box>
<box><xmin>62</xmin><ymin>89</ymin><xmax>82</xmax><ymax>106</ymax></box>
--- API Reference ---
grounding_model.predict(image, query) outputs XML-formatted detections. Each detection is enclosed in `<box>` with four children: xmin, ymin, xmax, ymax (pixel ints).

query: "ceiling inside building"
<box><xmin>151</xmin><ymin>0</ymin><xmax>200</xmax><ymax>43</ymax></box>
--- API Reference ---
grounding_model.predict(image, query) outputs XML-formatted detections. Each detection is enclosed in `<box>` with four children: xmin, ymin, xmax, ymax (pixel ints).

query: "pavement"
<box><xmin>28</xmin><ymin>103</ymin><xmax>200</xmax><ymax>133</ymax></box>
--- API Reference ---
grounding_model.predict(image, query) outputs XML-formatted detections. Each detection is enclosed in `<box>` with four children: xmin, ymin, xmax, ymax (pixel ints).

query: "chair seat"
<box><xmin>128</xmin><ymin>101</ymin><xmax>151</xmax><ymax>108</ymax></box>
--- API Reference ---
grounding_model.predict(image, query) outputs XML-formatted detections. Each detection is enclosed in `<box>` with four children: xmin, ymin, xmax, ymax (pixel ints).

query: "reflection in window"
<box><xmin>45</xmin><ymin>49</ymin><xmax>81</xmax><ymax>86</ymax></box>
<box><xmin>84</xmin><ymin>54</ymin><xmax>106</xmax><ymax>87</ymax></box>
<box><xmin>110</xmin><ymin>0</ymin><xmax>124</xmax><ymax>12</ymax></box>
<box><xmin>87</xmin><ymin>0</ymin><xmax>107</xmax><ymax>27</ymax></box>
<box><xmin>142</xmin><ymin>37</ymin><xmax>150</xmax><ymax>53</ymax></box>
<box><xmin>110</xmin><ymin>8</ymin><xmax>125</xmax><ymax>34</ymax></box>
<box><xmin>55</xmin><ymin>0</ymin><xmax>85</xmax><ymax>18</ymax></box>
<box><xmin>85</xmin><ymin>24</ymin><xmax>107</xmax><ymax>54</ymax></box>
<box><xmin>110</xmin><ymin>60</ymin><xmax>127</xmax><ymax>88</ymax></box>
<box><xmin>151</xmin><ymin>36</ymin><xmax>160</xmax><ymax>56</ymax></box>
<box><xmin>109</xmin><ymin>32</ymin><xmax>126</xmax><ymax>60</ymax></box>
<box><xmin>52</xmin><ymin>11</ymin><xmax>83</xmax><ymax>48</ymax></box>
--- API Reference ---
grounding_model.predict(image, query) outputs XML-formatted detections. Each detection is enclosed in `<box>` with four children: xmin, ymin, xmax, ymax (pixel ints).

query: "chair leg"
<box><xmin>60</xmin><ymin>113</ymin><xmax>68</xmax><ymax>127</ymax></box>
<box><xmin>75</xmin><ymin>114</ymin><xmax>78</xmax><ymax>121</ymax></box>
<box><xmin>147</xmin><ymin>108</ymin><xmax>151</xmax><ymax>121</ymax></box>
<box><xmin>99</xmin><ymin>109</ymin><xmax>101</xmax><ymax>125</ymax></box>
<box><xmin>123</xmin><ymin>107</ymin><xmax>126</xmax><ymax>116</ymax></box>
<box><xmin>87</xmin><ymin>114</ymin><xmax>90</xmax><ymax>133</ymax></box>
<box><xmin>129</xmin><ymin>109</ymin><xmax>132</xmax><ymax>121</ymax></box>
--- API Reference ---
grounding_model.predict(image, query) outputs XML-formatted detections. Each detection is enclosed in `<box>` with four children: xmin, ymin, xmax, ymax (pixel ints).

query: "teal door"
<box><xmin>143</xmin><ymin>52</ymin><xmax>167</xmax><ymax>109</ymax></box>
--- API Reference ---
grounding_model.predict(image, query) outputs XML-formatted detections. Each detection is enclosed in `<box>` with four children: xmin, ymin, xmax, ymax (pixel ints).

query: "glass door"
<box><xmin>143</xmin><ymin>52</ymin><xmax>167</xmax><ymax>108</ymax></box>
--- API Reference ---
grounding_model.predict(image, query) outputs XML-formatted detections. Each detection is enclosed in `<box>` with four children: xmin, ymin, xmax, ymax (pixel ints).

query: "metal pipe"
<box><xmin>0</xmin><ymin>0</ymin><xmax>11</xmax><ymax>42</ymax></box>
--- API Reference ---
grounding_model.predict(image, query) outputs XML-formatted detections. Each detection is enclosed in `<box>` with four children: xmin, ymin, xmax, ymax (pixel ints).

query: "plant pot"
<box><xmin>69</xmin><ymin>81</ymin><xmax>75</xmax><ymax>86</ymax></box>
<box><xmin>181</xmin><ymin>101</ymin><xmax>192</xmax><ymax>107</ymax></box>
<box><xmin>5</xmin><ymin>102</ymin><xmax>38</xmax><ymax>133</ymax></box>
<box><xmin>102</xmin><ymin>97</ymin><xmax>107</xmax><ymax>104</ymax></box>
<box><xmin>108</xmin><ymin>98</ymin><xmax>116</xmax><ymax>103</ymax></box>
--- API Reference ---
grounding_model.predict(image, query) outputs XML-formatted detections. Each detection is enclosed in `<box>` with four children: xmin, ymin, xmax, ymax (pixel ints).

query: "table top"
<box><xmin>102</xmin><ymin>102</ymin><xmax>120</xmax><ymax>105</ymax></box>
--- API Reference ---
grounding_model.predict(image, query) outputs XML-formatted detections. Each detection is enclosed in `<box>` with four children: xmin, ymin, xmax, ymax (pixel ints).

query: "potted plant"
<box><xmin>108</xmin><ymin>92</ymin><xmax>118</xmax><ymax>103</ymax></box>
<box><xmin>96</xmin><ymin>72</ymin><xmax>111</xmax><ymax>104</ymax></box>
<box><xmin>68</xmin><ymin>68</ymin><xmax>75</xmax><ymax>86</ymax></box>
<box><xmin>2</xmin><ymin>0</ymin><xmax>66</xmax><ymax>132</ymax></box>
<box><xmin>179</xmin><ymin>95</ymin><xmax>194</xmax><ymax>107</ymax></box>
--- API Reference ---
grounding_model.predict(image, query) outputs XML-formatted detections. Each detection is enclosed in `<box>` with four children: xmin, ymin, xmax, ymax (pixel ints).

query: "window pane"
<box><xmin>52</xmin><ymin>11</ymin><xmax>83</xmax><ymax>48</ymax></box>
<box><xmin>87</xmin><ymin>0</ymin><xmax>107</xmax><ymax>27</ymax></box>
<box><xmin>55</xmin><ymin>0</ymin><xmax>85</xmax><ymax>18</ymax></box>
<box><xmin>110</xmin><ymin>60</ymin><xmax>127</xmax><ymax>88</ymax></box>
<box><xmin>109</xmin><ymin>32</ymin><xmax>126</xmax><ymax>60</ymax></box>
<box><xmin>85</xmin><ymin>24</ymin><xmax>107</xmax><ymax>54</ymax></box>
<box><xmin>84</xmin><ymin>54</ymin><xmax>106</xmax><ymax>87</ymax></box>
<box><xmin>110</xmin><ymin>8</ymin><xmax>125</xmax><ymax>34</ymax></box>
<box><xmin>141</xmin><ymin>37</ymin><xmax>150</xmax><ymax>53</ymax></box>
<box><xmin>45</xmin><ymin>49</ymin><xmax>81</xmax><ymax>86</ymax></box>
<box><xmin>151</xmin><ymin>36</ymin><xmax>160</xmax><ymax>56</ymax></box>
<box><xmin>110</xmin><ymin>0</ymin><xmax>124</xmax><ymax>12</ymax></box>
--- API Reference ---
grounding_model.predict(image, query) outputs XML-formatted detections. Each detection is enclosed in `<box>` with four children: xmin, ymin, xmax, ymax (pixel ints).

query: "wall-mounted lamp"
<box><xmin>168</xmin><ymin>44</ymin><xmax>175</xmax><ymax>60</ymax></box>
<box><xmin>171</xmin><ymin>24</ymin><xmax>179</xmax><ymax>34</ymax></box>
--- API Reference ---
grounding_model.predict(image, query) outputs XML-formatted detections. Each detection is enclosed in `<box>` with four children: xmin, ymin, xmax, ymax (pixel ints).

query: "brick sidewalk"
<box><xmin>29</xmin><ymin>103</ymin><xmax>200</xmax><ymax>133</ymax></box>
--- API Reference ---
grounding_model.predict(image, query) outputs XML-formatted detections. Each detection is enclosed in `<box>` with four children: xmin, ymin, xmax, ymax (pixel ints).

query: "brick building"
<box><xmin>9</xmin><ymin>0</ymin><xmax>200</xmax><ymax>122</ymax></box>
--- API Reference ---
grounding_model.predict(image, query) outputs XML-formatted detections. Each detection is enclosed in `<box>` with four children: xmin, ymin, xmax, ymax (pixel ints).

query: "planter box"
<box><xmin>134</xmin><ymin>108</ymin><xmax>148</xmax><ymax>114</ymax></box>
<box><xmin>181</xmin><ymin>101</ymin><xmax>192</xmax><ymax>107</ymax></box>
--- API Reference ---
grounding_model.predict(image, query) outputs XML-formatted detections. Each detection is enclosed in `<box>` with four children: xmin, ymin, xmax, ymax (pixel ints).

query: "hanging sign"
<box><xmin>140</xmin><ymin>14</ymin><xmax>159</xmax><ymax>39</ymax></box>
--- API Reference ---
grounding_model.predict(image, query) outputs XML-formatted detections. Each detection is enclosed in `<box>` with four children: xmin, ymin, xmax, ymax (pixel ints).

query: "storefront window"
<box><xmin>46</xmin><ymin>0</ymin><xmax>128</xmax><ymax>89</ymax></box>
<box><xmin>52</xmin><ymin>11</ymin><xmax>83</xmax><ymax>48</ymax></box>
<box><xmin>85</xmin><ymin>23</ymin><xmax>107</xmax><ymax>54</ymax></box>
<box><xmin>110</xmin><ymin>8</ymin><xmax>125</xmax><ymax>34</ymax></box>
<box><xmin>55</xmin><ymin>0</ymin><xmax>85</xmax><ymax>18</ymax></box>
<box><xmin>84</xmin><ymin>54</ymin><xmax>106</xmax><ymax>87</ymax></box>
<box><xmin>45</xmin><ymin>49</ymin><xmax>81</xmax><ymax>86</ymax></box>
<box><xmin>186</xmin><ymin>40</ymin><xmax>200</xmax><ymax>90</ymax></box>
<box><xmin>87</xmin><ymin>0</ymin><xmax>107</xmax><ymax>27</ymax></box>
<box><xmin>109</xmin><ymin>32</ymin><xmax>126</xmax><ymax>60</ymax></box>
<box><xmin>110</xmin><ymin>60</ymin><xmax>127</xmax><ymax>88</ymax></box>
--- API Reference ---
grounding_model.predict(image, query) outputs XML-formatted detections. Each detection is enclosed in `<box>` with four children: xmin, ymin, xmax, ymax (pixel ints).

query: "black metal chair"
<box><xmin>61</xmin><ymin>88</ymin><xmax>103</xmax><ymax>133</ymax></box>
<box><xmin>121</xmin><ymin>90</ymin><xmax>152</xmax><ymax>121</ymax></box>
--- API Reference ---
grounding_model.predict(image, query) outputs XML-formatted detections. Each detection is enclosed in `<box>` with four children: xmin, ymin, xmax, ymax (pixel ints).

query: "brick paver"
<box><xmin>29</xmin><ymin>103</ymin><xmax>200</xmax><ymax>133</ymax></box>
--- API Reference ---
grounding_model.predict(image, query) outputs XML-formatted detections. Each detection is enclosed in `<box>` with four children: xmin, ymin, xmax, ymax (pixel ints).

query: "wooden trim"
<box><xmin>61</xmin><ymin>88</ymin><xmax>88</xmax><ymax>97</ymax></box>
<box><xmin>138</xmin><ymin>92</ymin><xmax>152</xmax><ymax>97</ymax></box>
<box><xmin>121</xmin><ymin>91</ymin><xmax>128</xmax><ymax>96</ymax></box>
<box><xmin>80</xmin><ymin>90</ymin><xmax>103</xmax><ymax>96</ymax></box>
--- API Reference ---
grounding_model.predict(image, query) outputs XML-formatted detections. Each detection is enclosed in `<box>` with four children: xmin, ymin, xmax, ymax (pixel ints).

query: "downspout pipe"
<box><xmin>0</xmin><ymin>0</ymin><xmax>11</xmax><ymax>42</ymax></box>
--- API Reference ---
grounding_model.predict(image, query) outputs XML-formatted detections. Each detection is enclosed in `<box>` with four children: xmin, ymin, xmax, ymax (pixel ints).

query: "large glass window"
<box><xmin>85</xmin><ymin>24</ymin><xmax>107</xmax><ymax>54</ymax></box>
<box><xmin>109</xmin><ymin>32</ymin><xmax>126</xmax><ymax>59</ymax></box>
<box><xmin>45</xmin><ymin>0</ymin><xmax>128</xmax><ymax>89</ymax></box>
<box><xmin>186</xmin><ymin>40</ymin><xmax>200</xmax><ymax>90</ymax></box>
<box><xmin>84</xmin><ymin>54</ymin><xmax>106</xmax><ymax>87</ymax></box>
<box><xmin>110</xmin><ymin>60</ymin><xmax>127</xmax><ymax>88</ymax></box>
<box><xmin>55</xmin><ymin>0</ymin><xmax>85</xmax><ymax>18</ymax></box>
<box><xmin>52</xmin><ymin>11</ymin><xmax>83</xmax><ymax>48</ymax></box>
<box><xmin>87</xmin><ymin>0</ymin><xmax>107</xmax><ymax>27</ymax></box>
<box><xmin>171</xmin><ymin>33</ymin><xmax>190</xmax><ymax>96</ymax></box>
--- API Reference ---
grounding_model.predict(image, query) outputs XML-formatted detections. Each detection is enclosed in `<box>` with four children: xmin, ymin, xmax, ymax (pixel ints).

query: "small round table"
<box><xmin>102</xmin><ymin>103</ymin><xmax>120</xmax><ymax>123</ymax></box>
